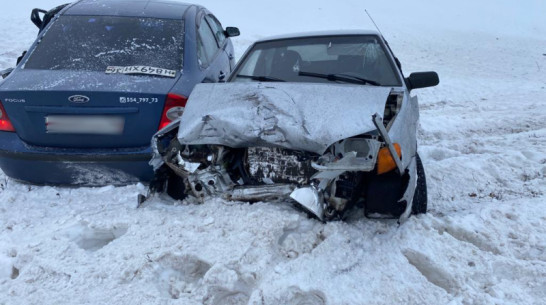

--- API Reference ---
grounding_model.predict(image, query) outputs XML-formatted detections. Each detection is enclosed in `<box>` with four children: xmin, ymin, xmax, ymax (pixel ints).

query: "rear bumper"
<box><xmin>0</xmin><ymin>131</ymin><xmax>154</xmax><ymax>185</ymax></box>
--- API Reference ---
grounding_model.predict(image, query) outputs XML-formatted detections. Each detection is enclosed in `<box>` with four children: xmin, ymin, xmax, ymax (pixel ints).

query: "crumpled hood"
<box><xmin>177</xmin><ymin>82</ymin><xmax>392</xmax><ymax>155</ymax></box>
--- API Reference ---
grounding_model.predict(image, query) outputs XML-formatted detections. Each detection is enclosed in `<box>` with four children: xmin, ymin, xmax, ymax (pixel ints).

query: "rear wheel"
<box><xmin>411</xmin><ymin>153</ymin><xmax>428</xmax><ymax>214</ymax></box>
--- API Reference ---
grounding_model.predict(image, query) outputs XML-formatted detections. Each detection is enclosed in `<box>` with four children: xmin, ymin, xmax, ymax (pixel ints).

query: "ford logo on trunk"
<box><xmin>68</xmin><ymin>95</ymin><xmax>90</xmax><ymax>104</ymax></box>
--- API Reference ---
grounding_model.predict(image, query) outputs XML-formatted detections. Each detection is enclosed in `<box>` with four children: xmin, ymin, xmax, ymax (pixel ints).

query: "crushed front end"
<box><xmin>143</xmin><ymin>83</ymin><xmax>422</xmax><ymax>222</ymax></box>
<box><xmin>146</xmin><ymin>114</ymin><xmax>414</xmax><ymax>222</ymax></box>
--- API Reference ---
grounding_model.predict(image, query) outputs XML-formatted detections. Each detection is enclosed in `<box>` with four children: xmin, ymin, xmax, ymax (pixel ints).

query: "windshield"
<box><xmin>25</xmin><ymin>16</ymin><xmax>184</xmax><ymax>72</ymax></box>
<box><xmin>232</xmin><ymin>35</ymin><xmax>402</xmax><ymax>86</ymax></box>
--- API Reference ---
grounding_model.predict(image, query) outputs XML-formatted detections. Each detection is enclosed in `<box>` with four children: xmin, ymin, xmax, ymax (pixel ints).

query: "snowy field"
<box><xmin>1</xmin><ymin>0</ymin><xmax>545</xmax><ymax>304</ymax></box>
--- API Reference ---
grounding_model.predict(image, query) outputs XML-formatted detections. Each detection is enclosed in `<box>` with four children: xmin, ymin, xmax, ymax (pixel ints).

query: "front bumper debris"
<box><xmin>145</xmin><ymin>114</ymin><xmax>415</xmax><ymax>222</ymax></box>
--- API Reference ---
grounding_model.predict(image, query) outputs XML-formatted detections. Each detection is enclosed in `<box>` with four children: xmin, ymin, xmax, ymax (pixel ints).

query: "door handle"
<box><xmin>218</xmin><ymin>71</ymin><xmax>226</xmax><ymax>82</ymax></box>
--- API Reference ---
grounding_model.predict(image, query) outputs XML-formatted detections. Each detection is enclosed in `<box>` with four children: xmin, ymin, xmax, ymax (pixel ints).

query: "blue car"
<box><xmin>0</xmin><ymin>0</ymin><xmax>239</xmax><ymax>185</ymax></box>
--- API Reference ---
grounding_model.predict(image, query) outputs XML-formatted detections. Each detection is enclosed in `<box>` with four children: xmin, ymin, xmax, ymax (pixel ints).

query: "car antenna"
<box><xmin>365</xmin><ymin>9</ymin><xmax>385</xmax><ymax>38</ymax></box>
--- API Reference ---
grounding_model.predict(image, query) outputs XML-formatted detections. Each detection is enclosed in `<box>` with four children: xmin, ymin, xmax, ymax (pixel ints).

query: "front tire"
<box><xmin>411</xmin><ymin>153</ymin><xmax>428</xmax><ymax>214</ymax></box>
<box><xmin>166</xmin><ymin>174</ymin><xmax>187</xmax><ymax>200</ymax></box>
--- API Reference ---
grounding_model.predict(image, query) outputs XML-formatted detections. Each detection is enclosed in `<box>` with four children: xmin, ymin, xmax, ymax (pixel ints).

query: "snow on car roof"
<box><xmin>64</xmin><ymin>0</ymin><xmax>194</xmax><ymax>19</ymax></box>
<box><xmin>255</xmin><ymin>30</ymin><xmax>382</xmax><ymax>42</ymax></box>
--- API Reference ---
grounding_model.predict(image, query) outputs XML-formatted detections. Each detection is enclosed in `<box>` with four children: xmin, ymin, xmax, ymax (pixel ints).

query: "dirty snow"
<box><xmin>1</xmin><ymin>0</ymin><xmax>545</xmax><ymax>304</ymax></box>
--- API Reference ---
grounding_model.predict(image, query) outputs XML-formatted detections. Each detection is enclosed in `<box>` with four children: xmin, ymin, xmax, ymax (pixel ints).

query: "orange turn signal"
<box><xmin>377</xmin><ymin>143</ymin><xmax>402</xmax><ymax>175</ymax></box>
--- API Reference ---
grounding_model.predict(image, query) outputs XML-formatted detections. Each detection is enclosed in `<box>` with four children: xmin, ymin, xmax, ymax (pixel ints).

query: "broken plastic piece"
<box><xmin>290</xmin><ymin>186</ymin><xmax>324</xmax><ymax>221</ymax></box>
<box><xmin>227</xmin><ymin>184</ymin><xmax>295</xmax><ymax>202</ymax></box>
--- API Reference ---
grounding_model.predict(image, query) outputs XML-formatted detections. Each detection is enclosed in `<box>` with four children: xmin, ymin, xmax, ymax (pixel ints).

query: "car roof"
<box><xmin>63</xmin><ymin>0</ymin><xmax>195</xmax><ymax>19</ymax></box>
<box><xmin>255</xmin><ymin>30</ymin><xmax>382</xmax><ymax>43</ymax></box>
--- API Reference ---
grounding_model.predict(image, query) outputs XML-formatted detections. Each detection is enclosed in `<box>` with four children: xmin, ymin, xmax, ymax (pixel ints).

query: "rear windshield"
<box><xmin>25</xmin><ymin>16</ymin><xmax>184</xmax><ymax>72</ymax></box>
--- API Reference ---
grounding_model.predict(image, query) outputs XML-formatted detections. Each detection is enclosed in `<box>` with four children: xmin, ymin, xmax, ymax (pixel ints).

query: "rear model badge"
<box><xmin>68</xmin><ymin>95</ymin><xmax>90</xmax><ymax>104</ymax></box>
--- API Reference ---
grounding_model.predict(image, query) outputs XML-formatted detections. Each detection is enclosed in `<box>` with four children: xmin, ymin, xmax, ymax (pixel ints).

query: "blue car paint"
<box><xmin>1</xmin><ymin>70</ymin><xmax>180</xmax><ymax>148</ymax></box>
<box><xmin>0</xmin><ymin>0</ymin><xmax>237</xmax><ymax>185</ymax></box>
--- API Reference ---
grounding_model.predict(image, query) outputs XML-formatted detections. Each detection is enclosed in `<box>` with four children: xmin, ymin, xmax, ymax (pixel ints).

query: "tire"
<box><xmin>411</xmin><ymin>153</ymin><xmax>428</xmax><ymax>214</ymax></box>
<box><xmin>166</xmin><ymin>174</ymin><xmax>187</xmax><ymax>200</ymax></box>
<box><xmin>150</xmin><ymin>165</ymin><xmax>187</xmax><ymax>200</ymax></box>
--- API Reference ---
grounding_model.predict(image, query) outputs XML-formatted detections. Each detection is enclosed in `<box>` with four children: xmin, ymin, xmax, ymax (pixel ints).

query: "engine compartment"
<box><xmin>148</xmin><ymin>125</ymin><xmax>411</xmax><ymax>221</ymax></box>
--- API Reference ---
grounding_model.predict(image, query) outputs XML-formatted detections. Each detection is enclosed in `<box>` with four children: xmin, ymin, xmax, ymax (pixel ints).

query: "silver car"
<box><xmin>145</xmin><ymin>30</ymin><xmax>439</xmax><ymax>222</ymax></box>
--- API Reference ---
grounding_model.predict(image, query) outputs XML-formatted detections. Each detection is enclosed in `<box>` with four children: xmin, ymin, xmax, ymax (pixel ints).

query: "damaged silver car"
<box><xmin>144</xmin><ymin>30</ymin><xmax>439</xmax><ymax>222</ymax></box>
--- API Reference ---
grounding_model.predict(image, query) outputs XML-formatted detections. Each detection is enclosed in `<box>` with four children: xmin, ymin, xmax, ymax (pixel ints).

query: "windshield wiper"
<box><xmin>236</xmin><ymin>74</ymin><xmax>285</xmax><ymax>82</ymax></box>
<box><xmin>298</xmin><ymin>71</ymin><xmax>380</xmax><ymax>86</ymax></box>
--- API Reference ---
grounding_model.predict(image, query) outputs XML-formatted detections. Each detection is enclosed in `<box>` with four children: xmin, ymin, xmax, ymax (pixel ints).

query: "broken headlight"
<box><xmin>338</xmin><ymin>138</ymin><xmax>375</xmax><ymax>159</ymax></box>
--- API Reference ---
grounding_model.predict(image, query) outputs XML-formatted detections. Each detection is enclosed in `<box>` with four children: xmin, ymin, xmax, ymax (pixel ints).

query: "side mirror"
<box><xmin>31</xmin><ymin>8</ymin><xmax>47</xmax><ymax>29</ymax></box>
<box><xmin>225</xmin><ymin>27</ymin><xmax>240</xmax><ymax>38</ymax></box>
<box><xmin>31</xmin><ymin>4</ymin><xmax>71</xmax><ymax>33</ymax></box>
<box><xmin>406</xmin><ymin>72</ymin><xmax>439</xmax><ymax>90</ymax></box>
<box><xmin>16</xmin><ymin>51</ymin><xmax>27</xmax><ymax>65</ymax></box>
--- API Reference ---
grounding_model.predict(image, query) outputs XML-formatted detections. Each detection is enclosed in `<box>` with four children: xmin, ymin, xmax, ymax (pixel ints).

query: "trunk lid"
<box><xmin>0</xmin><ymin>69</ymin><xmax>180</xmax><ymax>148</ymax></box>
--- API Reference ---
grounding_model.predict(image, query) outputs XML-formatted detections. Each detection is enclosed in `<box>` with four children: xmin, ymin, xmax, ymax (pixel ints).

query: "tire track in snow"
<box><xmin>430</xmin><ymin>221</ymin><xmax>501</xmax><ymax>255</ymax></box>
<box><xmin>402</xmin><ymin>249</ymin><xmax>459</xmax><ymax>294</ymax></box>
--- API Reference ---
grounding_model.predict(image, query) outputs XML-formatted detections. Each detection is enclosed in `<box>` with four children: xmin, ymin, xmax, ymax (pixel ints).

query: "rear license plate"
<box><xmin>46</xmin><ymin>115</ymin><xmax>125</xmax><ymax>135</ymax></box>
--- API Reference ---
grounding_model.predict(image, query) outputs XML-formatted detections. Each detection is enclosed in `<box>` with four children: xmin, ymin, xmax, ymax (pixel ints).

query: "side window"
<box><xmin>196</xmin><ymin>34</ymin><xmax>209</xmax><ymax>67</ymax></box>
<box><xmin>205</xmin><ymin>15</ymin><xmax>226</xmax><ymax>46</ymax></box>
<box><xmin>197</xmin><ymin>17</ymin><xmax>219</xmax><ymax>65</ymax></box>
<box><xmin>238</xmin><ymin>50</ymin><xmax>261</xmax><ymax>76</ymax></box>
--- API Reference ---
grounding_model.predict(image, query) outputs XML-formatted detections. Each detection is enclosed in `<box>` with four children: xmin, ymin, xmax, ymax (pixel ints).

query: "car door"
<box><xmin>204</xmin><ymin>14</ymin><xmax>236</xmax><ymax>71</ymax></box>
<box><xmin>196</xmin><ymin>11</ymin><xmax>230</xmax><ymax>82</ymax></box>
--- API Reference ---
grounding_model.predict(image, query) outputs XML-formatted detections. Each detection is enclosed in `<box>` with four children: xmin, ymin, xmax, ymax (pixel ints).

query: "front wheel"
<box><xmin>166</xmin><ymin>173</ymin><xmax>187</xmax><ymax>200</ymax></box>
<box><xmin>411</xmin><ymin>153</ymin><xmax>428</xmax><ymax>214</ymax></box>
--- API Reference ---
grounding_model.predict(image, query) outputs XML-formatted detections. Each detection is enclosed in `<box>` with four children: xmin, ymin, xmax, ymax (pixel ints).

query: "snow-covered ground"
<box><xmin>1</xmin><ymin>0</ymin><xmax>545</xmax><ymax>304</ymax></box>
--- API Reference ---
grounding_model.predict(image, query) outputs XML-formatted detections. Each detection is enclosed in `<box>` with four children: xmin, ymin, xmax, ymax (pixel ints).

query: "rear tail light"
<box><xmin>158</xmin><ymin>93</ymin><xmax>187</xmax><ymax>130</ymax></box>
<box><xmin>0</xmin><ymin>100</ymin><xmax>15</xmax><ymax>132</ymax></box>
